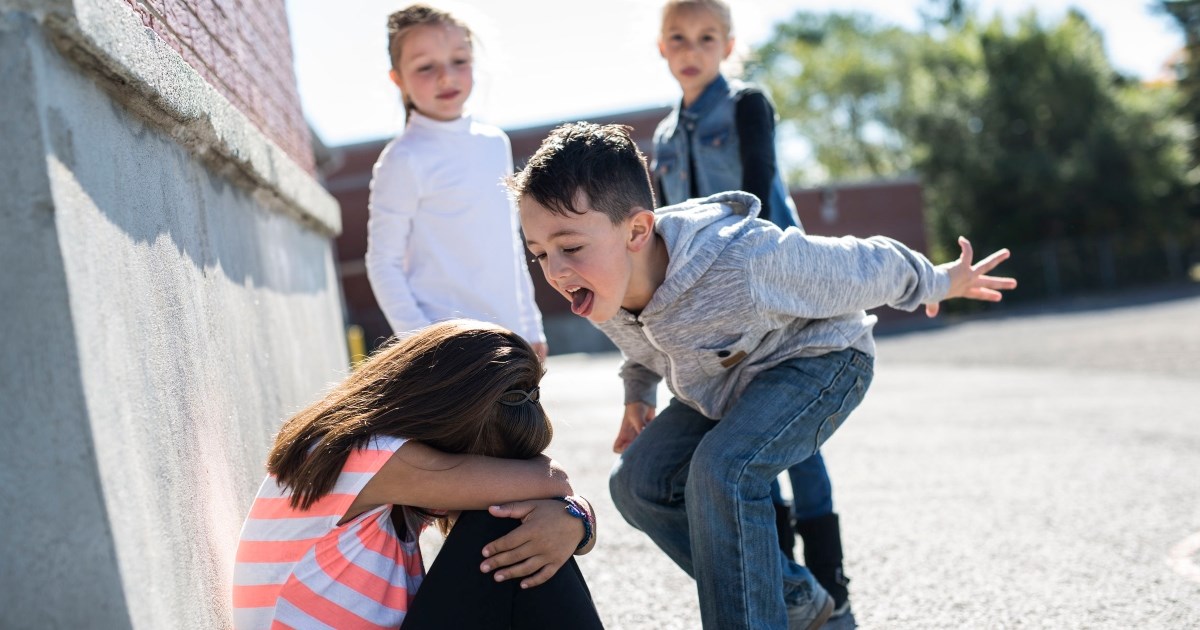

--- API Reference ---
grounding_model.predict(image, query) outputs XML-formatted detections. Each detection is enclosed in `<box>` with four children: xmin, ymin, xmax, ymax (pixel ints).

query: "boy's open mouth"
<box><xmin>567</xmin><ymin>287</ymin><xmax>594</xmax><ymax>317</ymax></box>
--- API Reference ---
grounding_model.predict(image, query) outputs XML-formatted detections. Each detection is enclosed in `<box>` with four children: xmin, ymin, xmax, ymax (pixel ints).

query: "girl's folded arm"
<box><xmin>356</xmin><ymin>441</ymin><xmax>573</xmax><ymax>512</ymax></box>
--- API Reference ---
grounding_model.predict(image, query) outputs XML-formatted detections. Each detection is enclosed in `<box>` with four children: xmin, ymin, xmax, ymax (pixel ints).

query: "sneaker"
<box><xmin>829</xmin><ymin>597</ymin><xmax>852</xmax><ymax>619</ymax></box>
<box><xmin>786</xmin><ymin>584</ymin><xmax>834</xmax><ymax>630</ymax></box>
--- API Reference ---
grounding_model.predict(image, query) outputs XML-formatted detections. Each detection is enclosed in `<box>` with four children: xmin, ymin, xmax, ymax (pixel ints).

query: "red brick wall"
<box><xmin>120</xmin><ymin>0</ymin><xmax>315</xmax><ymax>173</ymax></box>
<box><xmin>792</xmin><ymin>180</ymin><xmax>927</xmax><ymax>250</ymax></box>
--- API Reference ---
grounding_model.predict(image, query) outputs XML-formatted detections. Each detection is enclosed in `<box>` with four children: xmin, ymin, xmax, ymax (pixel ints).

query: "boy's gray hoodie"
<box><xmin>596</xmin><ymin>191</ymin><xmax>951</xmax><ymax>420</ymax></box>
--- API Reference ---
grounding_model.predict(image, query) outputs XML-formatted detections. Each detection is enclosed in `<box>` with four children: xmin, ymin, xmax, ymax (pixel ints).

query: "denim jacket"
<box><xmin>652</xmin><ymin>75</ymin><xmax>800</xmax><ymax>229</ymax></box>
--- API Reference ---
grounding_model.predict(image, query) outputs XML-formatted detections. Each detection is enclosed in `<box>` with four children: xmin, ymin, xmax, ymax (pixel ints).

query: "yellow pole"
<box><xmin>346</xmin><ymin>325</ymin><xmax>367</xmax><ymax>368</ymax></box>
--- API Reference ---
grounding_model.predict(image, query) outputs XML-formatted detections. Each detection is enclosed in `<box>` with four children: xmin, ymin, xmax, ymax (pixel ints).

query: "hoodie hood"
<box><xmin>645</xmin><ymin>191</ymin><xmax>763</xmax><ymax>312</ymax></box>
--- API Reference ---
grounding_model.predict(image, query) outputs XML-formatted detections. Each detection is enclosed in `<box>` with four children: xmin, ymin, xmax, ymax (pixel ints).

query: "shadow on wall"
<box><xmin>41</xmin><ymin>70</ymin><xmax>330</xmax><ymax>296</ymax></box>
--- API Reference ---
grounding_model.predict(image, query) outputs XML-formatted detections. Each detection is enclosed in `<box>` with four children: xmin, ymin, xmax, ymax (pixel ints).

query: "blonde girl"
<box><xmin>366</xmin><ymin>5</ymin><xmax>548</xmax><ymax>360</ymax></box>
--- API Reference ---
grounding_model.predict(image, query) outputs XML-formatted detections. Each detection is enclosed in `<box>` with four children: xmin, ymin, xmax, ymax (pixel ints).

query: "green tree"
<box><xmin>1158</xmin><ymin>1</ymin><xmax>1200</xmax><ymax>130</ymax></box>
<box><xmin>753</xmin><ymin>7</ymin><xmax>1193</xmax><ymax>294</ymax></box>
<box><xmin>1158</xmin><ymin>0</ymin><xmax>1200</xmax><ymax>213</ymax></box>
<box><xmin>749</xmin><ymin>13</ymin><xmax>919</xmax><ymax>183</ymax></box>
<box><xmin>905</xmin><ymin>11</ymin><xmax>1191</xmax><ymax>259</ymax></box>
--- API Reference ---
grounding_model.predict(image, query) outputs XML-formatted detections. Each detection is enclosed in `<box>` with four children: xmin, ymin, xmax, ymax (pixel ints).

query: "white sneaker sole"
<box><xmin>791</xmin><ymin>595</ymin><xmax>834</xmax><ymax>630</ymax></box>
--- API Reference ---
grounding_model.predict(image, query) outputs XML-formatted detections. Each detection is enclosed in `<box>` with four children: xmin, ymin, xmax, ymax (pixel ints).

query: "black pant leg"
<box><xmin>402</xmin><ymin>510</ymin><xmax>603</xmax><ymax>629</ymax></box>
<box><xmin>509</xmin><ymin>550</ymin><xmax>603</xmax><ymax>630</ymax></box>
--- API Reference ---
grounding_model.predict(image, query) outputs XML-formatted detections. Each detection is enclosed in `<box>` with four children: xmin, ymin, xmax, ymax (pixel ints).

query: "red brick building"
<box><xmin>120</xmin><ymin>0</ymin><xmax>315</xmax><ymax>173</ymax></box>
<box><xmin>323</xmin><ymin>107</ymin><xmax>929</xmax><ymax>351</ymax></box>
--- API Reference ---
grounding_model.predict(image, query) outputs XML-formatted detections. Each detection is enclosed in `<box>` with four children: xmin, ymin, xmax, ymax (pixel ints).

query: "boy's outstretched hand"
<box><xmin>926</xmin><ymin>236</ymin><xmax>1017</xmax><ymax>317</ymax></box>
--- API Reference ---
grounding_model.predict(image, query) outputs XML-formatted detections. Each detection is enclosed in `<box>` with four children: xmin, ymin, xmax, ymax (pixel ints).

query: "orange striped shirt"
<box><xmin>232</xmin><ymin>435</ymin><xmax>425</xmax><ymax>629</ymax></box>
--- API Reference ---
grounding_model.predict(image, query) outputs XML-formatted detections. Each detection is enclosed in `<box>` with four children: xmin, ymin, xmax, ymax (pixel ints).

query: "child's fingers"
<box><xmin>965</xmin><ymin>276</ymin><xmax>1016</xmax><ymax>300</ymax></box>
<box><xmin>613</xmin><ymin>423</ymin><xmax>634</xmax><ymax>453</ymax></box>
<box><xmin>958</xmin><ymin>236</ymin><xmax>974</xmax><ymax>265</ymax></box>
<box><xmin>972</xmin><ymin>248</ymin><xmax>1011</xmax><ymax>273</ymax></box>
<box><xmin>614</xmin><ymin>414</ymin><xmax>643</xmax><ymax>453</ymax></box>
<box><xmin>486</xmin><ymin>503</ymin><xmax>514</xmax><ymax>520</ymax></box>
<box><xmin>625</xmin><ymin>406</ymin><xmax>649</xmax><ymax>429</ymax></box>
<box><xmin>480</xmin><ymin>521</ymin><xmax>532</xmax><ymax>559</ymax></box>
<box><xmin>967</xmin><ymin>288</ymin><xmax>1004</xmax><ymax>301</ymax></box>
<box><xmin>487</xmin><ymin>501</ymin><xmax>534</xmax><ymax>521</ymax></box>
<box><xmin>519</xmin><ymin>564</ymin><xmax>559</xmax><ymax>589</ymax></box>
<box><xmin>977</xmin><ymin>274</ymin><xmax>1018</xmax><ymax>290</ymax></box>
<box><xmin>925</xmin><ymin>302</ymin><xmax>941</xmax><ymax>318</ymax></box>
<box><xmin>481</xmin><ymin>543</ymin><xmax>540</xmax><ymax>577</ymax></box>
<box><xmin>492</xmin><ymin>555</ymin><xmax>550</xmax><ymax>582</ymax></box>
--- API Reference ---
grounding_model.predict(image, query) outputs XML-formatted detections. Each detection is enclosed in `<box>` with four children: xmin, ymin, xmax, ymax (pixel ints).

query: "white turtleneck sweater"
<box><xmin>365</xmin><ymin>112</ymin><xmax>545</xmax><ymax>344</ymax></box>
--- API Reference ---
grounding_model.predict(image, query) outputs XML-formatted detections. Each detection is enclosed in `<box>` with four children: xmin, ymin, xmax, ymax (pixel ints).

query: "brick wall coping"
<box><xmin>19</xmin><ymin>0</ymin><xmax>340</xmax><ymax>236</ymax></box>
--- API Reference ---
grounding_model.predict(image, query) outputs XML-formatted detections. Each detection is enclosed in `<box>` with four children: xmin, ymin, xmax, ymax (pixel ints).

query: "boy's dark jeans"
<box><xmin>609</xmin><ymin>348</ymin><xmax>873</xmax><ymax>629</ymax></box>
<box><xmin>402</xmin><ymin>510</ymin><xmax>604</xmax><ymax>629</ymax></box>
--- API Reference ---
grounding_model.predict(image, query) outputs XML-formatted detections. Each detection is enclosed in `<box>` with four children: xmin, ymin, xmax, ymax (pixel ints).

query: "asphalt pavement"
<box><xmin>445</xmin><ymin>288</ymin><xmax>1200</xmax><ymax>629</ymax></box>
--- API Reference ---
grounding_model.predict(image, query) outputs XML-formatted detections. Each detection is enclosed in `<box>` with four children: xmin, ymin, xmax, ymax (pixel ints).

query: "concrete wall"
<box><xmin>0</xmin><ymin>1</ymin><xmax>345</xmax><ymax>627</ymax></box>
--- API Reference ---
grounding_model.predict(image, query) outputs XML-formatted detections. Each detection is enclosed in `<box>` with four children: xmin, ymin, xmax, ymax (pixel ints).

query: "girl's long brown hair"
<box><xmin>267</xmin><ymin>320</ymin><xmax>550</xmax><ymax>510</ymax></box>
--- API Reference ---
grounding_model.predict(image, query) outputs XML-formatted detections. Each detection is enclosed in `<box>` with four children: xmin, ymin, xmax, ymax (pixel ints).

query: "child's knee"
<box><xmin>608</xmin><ymin>456</ymin><xmax>638</xmax><ymax>508</ymax></box>
<box><xmin>609</xmin><ymin>454</ymin><xmax>670</xmax><ymax>512</ymax></box>
<box><xmin>449</xmin><ymin>510</ymin><xmax>519</xmax><ymax>543</ymax></box>
<box><xmin>687</xmin><ymin>444</ymin><xmax>757</xmax><ymax>500</ymax></box>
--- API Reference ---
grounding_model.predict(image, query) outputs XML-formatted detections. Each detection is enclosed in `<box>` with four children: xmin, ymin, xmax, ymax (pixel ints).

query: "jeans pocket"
<box><xmin>813</xmin><ymin>373</ymin><xmax>868</xmax><ymax>450</ymax></box>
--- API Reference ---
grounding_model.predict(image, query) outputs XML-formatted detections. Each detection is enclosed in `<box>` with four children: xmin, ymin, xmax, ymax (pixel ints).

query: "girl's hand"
<box><xmin>614</xmin><ymin>402</ymin><xmax>655</xmax><ymax>453</ymax></box>
<box><xmin>926</xmin><ymin>236</ymin><xmax>1017</xmax><ymax>317</ymax></box>
<box><xmin>531</xmin><ymin>342</ymin><xmax>548</xmax><ymax>363</ymax></box>
<box><xmin>479</xmin><ymin>499</ymin><xmax>587</xmax><ymax>588</ymax></box>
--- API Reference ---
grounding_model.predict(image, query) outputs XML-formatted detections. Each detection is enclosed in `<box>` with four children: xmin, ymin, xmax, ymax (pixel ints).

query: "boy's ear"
<box><xmin>389</xmin><ymin>69</ymin><xmax>404</xmax><ymax>90</ymax></box>
<box><xmin>626</xmin><ymin>208</ymin><xmax>656</xmax><ymax>252</ymax></box>
<box><xmin>723</xmin><ymin>36</ymin><xmax>735</xmax><ymax>59</ymax></box>
<box><xmin>658</xmin><ymin>38</ymin><xmax>668</xmax><ymax>59</ymax></box>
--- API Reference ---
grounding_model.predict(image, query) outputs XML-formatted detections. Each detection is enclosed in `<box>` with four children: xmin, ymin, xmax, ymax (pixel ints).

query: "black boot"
<box><xmin>773</xmin><ymin>501</ymin><xmax>796</xmax><ymax>561</ymax></box>
<box><xmin>795</xmin><ymin>512</ymin><xmax>850</xmax><ymax>616</ymax></box>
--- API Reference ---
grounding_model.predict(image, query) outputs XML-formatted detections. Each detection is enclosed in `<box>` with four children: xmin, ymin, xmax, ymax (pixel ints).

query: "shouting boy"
<box><xmin>511</xmin><ymin>122</ymin><xmax>1015</xmax><ymax>630</ymax></box>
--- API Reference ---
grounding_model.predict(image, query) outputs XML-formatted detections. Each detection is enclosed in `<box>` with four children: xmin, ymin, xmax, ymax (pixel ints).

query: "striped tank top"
<box><xmin>232</xmin><ymin>435</ymin><xmax>425</xmax><ymax>629</ymax></box>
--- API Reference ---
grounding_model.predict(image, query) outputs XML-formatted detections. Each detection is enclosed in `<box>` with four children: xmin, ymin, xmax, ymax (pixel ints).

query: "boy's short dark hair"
<box><xmin>510</xmin><ymin>122</ymin><xmax>656</xmax><ymax>224</ymax></box>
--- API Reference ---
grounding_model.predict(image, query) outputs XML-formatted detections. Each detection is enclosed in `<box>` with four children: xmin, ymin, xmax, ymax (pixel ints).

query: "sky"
<box><xmin>286</xmin><ymin>1</ymin><xmax>1184</xmax><ymax>147</ymax></box>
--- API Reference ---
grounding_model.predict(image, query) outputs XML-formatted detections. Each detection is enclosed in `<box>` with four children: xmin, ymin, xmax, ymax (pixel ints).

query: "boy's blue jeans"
<box><xmin>610</xmin><ymin>349</ymin><xmax>873</xmax><ymax>629</ymax></box>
